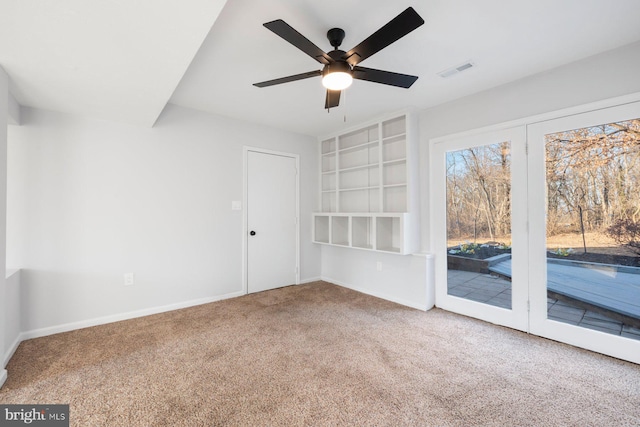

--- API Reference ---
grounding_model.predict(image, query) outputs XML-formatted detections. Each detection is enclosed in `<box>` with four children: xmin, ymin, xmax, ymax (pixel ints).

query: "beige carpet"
<box><xmin>1</xmin><ymin>281</ymin><xmax>639</xmax><ymax>426</ymax></box>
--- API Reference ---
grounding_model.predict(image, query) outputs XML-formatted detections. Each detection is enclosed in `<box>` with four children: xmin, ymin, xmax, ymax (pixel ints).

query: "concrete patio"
<box><xmin>447</xmin><ymin>269</ymin><xmax>640</xmax><ymax>341</ymax></box>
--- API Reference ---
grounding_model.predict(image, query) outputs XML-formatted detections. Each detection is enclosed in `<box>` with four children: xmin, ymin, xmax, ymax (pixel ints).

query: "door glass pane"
<box><xmin>446</xmin><ymin>142</ymin><xmax>512</xmax><ymax>309</ymax></box>
<box><xmin>545</xmin><ymin>119</ymin><xmax>640</xmax><ymax>340</ymax></box>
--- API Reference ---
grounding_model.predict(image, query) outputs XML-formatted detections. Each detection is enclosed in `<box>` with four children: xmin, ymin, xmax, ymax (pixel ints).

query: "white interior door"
<box><xmin>528</xmin><ymin>101</ymin><xmax>640</xmax><ymax>363</ymax></box>
<box><xmin>246</xmin><ymin>149</ymin><xmax>298</xmax><ymax>294</ymax></box>
<box><xmin>431</xmin><ymin>126</ymin><xmax>528</xmax><ymax>332</ymax></box>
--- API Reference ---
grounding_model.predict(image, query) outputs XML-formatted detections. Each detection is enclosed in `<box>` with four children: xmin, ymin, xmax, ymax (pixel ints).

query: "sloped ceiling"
<box><xmin>2</xmin><ymin>0</ymin><xmax>640</xmax><ymax>136</ymax></box>
<box><xmin>0</xmin><ymin>0</ymin><xmax>227</xmax><ymax>127</ymax></box>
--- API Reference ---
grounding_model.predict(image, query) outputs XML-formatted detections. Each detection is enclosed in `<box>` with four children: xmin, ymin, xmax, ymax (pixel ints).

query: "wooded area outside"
<box><xmin>446</xmin><ymin>119</ymin><xmax>640</xmax><ymax>258</ymax></box>
<box><xmin>546</xmin><ymin>119</ymin><xmax>640</xmax><ymax>254</ymax></box>
<box><xmin>446</xmin><ymin>141</ymin><xmax>511</xmax><ymax>244</ymax></box>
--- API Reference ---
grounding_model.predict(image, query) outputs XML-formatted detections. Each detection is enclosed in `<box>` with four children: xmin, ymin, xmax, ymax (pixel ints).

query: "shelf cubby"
<box><xmin>312</xmin><ymin>213</ymin><xmax>409</xmax><ymax>254</ymax></box>
<box><xmin>331</xmin><ymin>216</ymin><xmax>350</xmax><ymax>246</ymax></box>
<box><xmin>383</xmin><ymin>161</ymin><xmax>407</xmax><ymax>187</ymax></box>
<box><xmin>376</xmin><ymin>216</ymin><xmax>402</xmax><ymax>253</ymax></box>
<box><xmin>382</xmin><ymin>116</ymin><xmax>406</xmax><ymax>139</ymax></box>
<box><xmin>339</xmin><ymin>188</ymin><xmax>379</xmax><ymax>213</ymax></box>
<box><xmin>382</xmin><ymin>135</ymin><xmax>406</xmax><ymax>162</ymax></box>
<box><xmin>383</xmin><ymin>185</ymin><xmax>407</xmax><ymax>213</ymax></box>
<box><xmin>322</xmin><ymin>153</ymin><xmax>336</xmax><ymax>173</ymax></box>
<box><xmin>322</xmin><ymin>172</ymin><xmax>336</xmax><ymax>191</ymax></box>
<box><xmin>339</xmin><ymin>144</ymin><xmax>378</xmax><ymax>170</ymax></box>
<box><xmin>339</xmin><ymin>165</ymin><xmax>379</xmax><ymax>190</ymax></box>
<box><xmin>322</xmin><ymin>192</ymin><xmax>336</xmax><ymax>212</ymax></box>
<box><xmin>321</xmin><ymin>138</ymin><xmax>336</xmax><ymax>154</ymax></box>
<box><xmin>352</xmin><ymin>216</ymin><xmax>373</xmax><ymax>250</ymax></box>
<box><xmin>314</xmin><ymin>216</ymin><xmax>330</xmax><ymax>243</ymax></box>
<box><xmin>339</xmin><ymin>125</ymin><xmax>378</xmax><ymax>150</ymax></box>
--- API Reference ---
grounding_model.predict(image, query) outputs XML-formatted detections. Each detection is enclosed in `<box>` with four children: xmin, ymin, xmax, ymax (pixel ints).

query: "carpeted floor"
<box><xmin>1</xmin><ymin>281</ymin><xmax>639</xmax><ymax>426</ymax></box>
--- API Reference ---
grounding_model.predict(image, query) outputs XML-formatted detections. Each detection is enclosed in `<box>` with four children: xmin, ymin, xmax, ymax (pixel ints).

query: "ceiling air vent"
<box><xmin>438</xmin><ymin>61</ymin><xmax>474</xmax><ymax>78</ymax></box>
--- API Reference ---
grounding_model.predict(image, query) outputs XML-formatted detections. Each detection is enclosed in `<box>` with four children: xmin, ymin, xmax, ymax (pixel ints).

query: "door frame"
<box><xmin>527</xmin><ymin>101</ymin><xmax>640</xmax><ymax>364</ymax></box>
<box><xmin>430</xmin><ymin>126</ymin><xmax>529</xmax><ymax>332</ymax></box>
<box><xmin>428</xmin><ymin>92</ymin><xmax>640</xmax><ymax>363</ymax></box>
<box><xmin>242</xmin><ymin>146</ymin><xmax>300</xmax><ymax>295</ymax></box>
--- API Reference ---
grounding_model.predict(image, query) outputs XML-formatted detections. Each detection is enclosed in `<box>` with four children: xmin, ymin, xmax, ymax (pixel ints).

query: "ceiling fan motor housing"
<box><xmin>327</xmin><ymin>28</ymin><xmax>346</xmax><ymax>49</ymax></box>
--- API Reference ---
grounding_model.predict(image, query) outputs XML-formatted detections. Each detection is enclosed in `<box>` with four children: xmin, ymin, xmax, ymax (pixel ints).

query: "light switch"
<box><xmin>231</xmin><ymin>200</ymin><xmax>242</xmax><ymax>211</ymax></box>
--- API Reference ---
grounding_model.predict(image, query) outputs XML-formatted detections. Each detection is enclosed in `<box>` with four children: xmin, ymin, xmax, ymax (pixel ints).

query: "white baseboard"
<box><xmin>322</xmin><ymin>276</ymin><xmax>428</xmax><ymax>311</ymax></box>
<box><xmin>20</xmin><ymin>290</ymin><xmax>245</xmax><ymax>342</ymax></box>
<box><xmin>299</xmin><ymin>276</ymin><xmax>322</xmax><ymax>284</ymax></box>
<box><xmin>3</xmin><ymin>335</ymin><xmax>23</xmax><ymax>370</ymax></box>
<box><xmin>0</xmin><ymin>369</ymin><xmax>6</xmax><ymax>389</ymax></box>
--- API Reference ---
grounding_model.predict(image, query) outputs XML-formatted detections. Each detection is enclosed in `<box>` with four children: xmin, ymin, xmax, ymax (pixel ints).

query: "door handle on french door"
<box><xmin>250</xmin><ymin>230</ymin><xmax>256</xmax><ymax>236</ymax></box>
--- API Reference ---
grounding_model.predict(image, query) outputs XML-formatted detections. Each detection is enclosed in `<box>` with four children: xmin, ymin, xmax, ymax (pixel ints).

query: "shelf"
<box><xmin>382</xmin><ymin>133</ymin><xmax>406</xmax><ymax>142</ymax></box>
<box><xmin>338</xmin><ymin>186</ymin><xmax>379</xmax><ymax>192</ymax></box>
<box><xmin>338</xmin><ymin>163</ymin><xmax>379</xmax><ymax>173</ymax></box>
<box><xmin>315</xmin><ymin>112</ymin><xmax>415</xmax><ymax>253</ymax></box>
<box><xmin>338</xmin><ymin>140</ymin><xmax>378</xmax><ymax>154</ymax></box>
<box><xmin>382</xmin><ymin>158</ymin><xmax>406</xmax><ymax>166</ymax></box>
<box><xmin>377</xmin><ymin>246</ymin><xmax>401</xmax><ymax>253</ymax></box>
<box><xmin>312</xmin><ymin>213</ymin><xmax>412</xmax><ymax>254</ymax></box>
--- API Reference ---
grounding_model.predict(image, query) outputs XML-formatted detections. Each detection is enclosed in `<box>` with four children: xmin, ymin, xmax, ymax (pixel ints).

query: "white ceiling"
<box><xmin>0</xmin><ymin>0</ymin><xmax>227</xmax><ymax>127</ymax></box>
<box><xmin>3</xmin><ymin>0</ymin><xmax>640</xmax><ymax>136</ymax></box>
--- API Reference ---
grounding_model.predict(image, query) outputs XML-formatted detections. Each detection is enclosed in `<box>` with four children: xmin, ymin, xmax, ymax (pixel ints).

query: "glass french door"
<box><xmin>432</xmin><ymin>126</ymin><xmax>528</xmax><ymax>332</ymax></box>
<box><xmin>528</xmin><ymin>101</ymin><xmax>640</xmax><ymax>363</ymax></box>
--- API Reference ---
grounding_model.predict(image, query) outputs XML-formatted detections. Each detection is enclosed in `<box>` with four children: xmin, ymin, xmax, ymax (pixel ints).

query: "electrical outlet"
<box><xmin>376</xmin><ymin>262</ymin><xmax>382</xmax><ymax>271</ymax></box>
<box><xmin>124</xmin><ymin>273</ymin><xmax>135</xmax><ymax>286</ymax></box>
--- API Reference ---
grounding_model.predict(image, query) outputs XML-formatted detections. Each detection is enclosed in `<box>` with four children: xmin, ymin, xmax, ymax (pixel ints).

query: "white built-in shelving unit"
<box><xmin>314</xmin><ymin>112</ymin><xmax>418</xmax><ymax>254</ymax></box>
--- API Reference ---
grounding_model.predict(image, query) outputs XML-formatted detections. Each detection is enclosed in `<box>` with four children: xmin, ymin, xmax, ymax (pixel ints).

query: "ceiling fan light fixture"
<box><xmin>322</xmin><ymin>61</ymin><xmax>353</xmax><ymax>90</ymax></box>
<box><xmin>322</xmin><ymin>71</ymin><xmax>353</xmax><ymax>90</ymax></box>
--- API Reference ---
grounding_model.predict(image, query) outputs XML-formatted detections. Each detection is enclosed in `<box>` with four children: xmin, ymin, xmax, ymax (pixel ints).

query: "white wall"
<box><xmin>419</xmin><ymin>41</ymin><xmax>640</xmax><ymax>251</ymax></box>
<box><xmin>7</xmin><ymin>103</ymin><xmax>320</xmax><ymax>336</ymax></box>
<box><xmin>321</xmin><ymin>41</ymin><xmax>640</xmax><ymax>310</ymax></box>
<box><xmin>321</xmin><ymin>248</ymin><xmax>433</xmax><ymax>310</ymax></box>
<box><xmin>4</xmin><ymin>270</ymin><xmax>21</xmax><ymax>368</ymax></box>
<box><xmin>0</xmin><ymin>66</ymin><xmax>8</xmax><ymax>387</ymax></box>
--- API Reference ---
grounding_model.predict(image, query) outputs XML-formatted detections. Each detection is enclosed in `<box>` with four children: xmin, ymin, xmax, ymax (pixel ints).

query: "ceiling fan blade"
<box><xmin>343</xmin><ymin>7</ymin><xmax>424</xmax><ymax>66</ymax></box>
<box><xmin>353</xmin><ymin>66</ymin><xmax>419</xmax><ymax>88</ymax></box>
<box><xmin>325</xmin><ymin>89</ymin><xmax>341</xmax><ymax>109</ymax></box>
<box><xmin>253</xmin><ymin>70</ymin><xmax>322</xmax><ymax>88</ymax></box>
<box><xmin>264</xmin><ymin>19</ymin><xmax>333</xmax><ymax>65</ymax></box>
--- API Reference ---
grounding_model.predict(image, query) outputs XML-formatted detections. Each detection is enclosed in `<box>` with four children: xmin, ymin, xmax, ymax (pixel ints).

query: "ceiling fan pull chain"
<box><xmin>343</xmin><ymin>89</ymin><xmax>347</xmax><ymax>123</ymax></box>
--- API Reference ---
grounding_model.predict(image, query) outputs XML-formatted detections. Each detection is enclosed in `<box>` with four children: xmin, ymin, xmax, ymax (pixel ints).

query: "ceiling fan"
<box><xmin>253</xmin><ymin>7</ymin><xmax>425</xmax><ymax>110</ymax></box>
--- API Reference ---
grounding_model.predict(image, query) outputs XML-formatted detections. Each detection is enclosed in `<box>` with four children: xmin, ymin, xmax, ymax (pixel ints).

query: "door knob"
<box><xmin>250</xmin><ymin>230</ymin><xmax>256</xmax><ymax>236</ymax></box>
